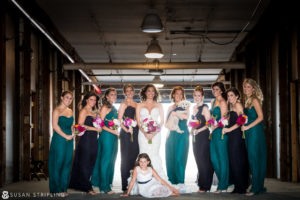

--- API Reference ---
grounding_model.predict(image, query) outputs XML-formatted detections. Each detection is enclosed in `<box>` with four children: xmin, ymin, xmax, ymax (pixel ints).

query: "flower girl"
<box><xmin>121</xmin><ymin>153</ymin><xmax>180</xmax><ymax>198</ymax></box>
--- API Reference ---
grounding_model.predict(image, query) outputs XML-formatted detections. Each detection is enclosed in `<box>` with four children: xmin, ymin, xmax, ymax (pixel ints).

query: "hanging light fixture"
<box><xmin>145</xmin><ymin>38</ymin><xmax>164</xmax><ymax>59</ymax></box>
<box><xmin>152</xmin><ymin>75</ymin><xmax>164</xmax><ymax>88</ymax></box>
<box><xmin>141</xmin><ymin>8</ymin><xmax>163</xmax><ymax>33</ymax></box>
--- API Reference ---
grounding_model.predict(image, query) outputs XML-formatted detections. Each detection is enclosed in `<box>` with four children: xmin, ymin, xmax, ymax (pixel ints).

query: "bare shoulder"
<box><xmin>137</xmin><ymin>102</ymin><xmax>143</xmax><ymax>109</ymax></box>
<box><xmin>167</xmin><ymin>104</ymin><xmax>174</xmax><ymax>112</ymax></box>
<box><xmin>155</xmin><ymin>102</ymin><xmax>162</xmax><ymax>107</ymax></box>
<box><xmin>52</xmin><ymin>107</ymin><xmax>60</xmax><ymax>116</ymax></box>
<box><xmin>220</xmin><ymin>99</ymin><xmax>227</xmax><ymax>106</ymax></box>
<box><xmin>119</xmin><ymin>102</ymin><xmax>127</xmax><ymax>109</ymax></box>
<box><xmin>79</xmin><ymin>108</ymin><xmax>88</xmax><ymax>115</ymax></box>
<box><xmin>132</xmin><ymin>101</ymin><xmax>138</xmax><ymax>107</ymax></box>
<box><xmin>236</xmin><ymin>102</ymin><xmax>244</xmax><ymax>109</ymax></box>
<box><xmin>252</xmin><ymin>98</ymin><xmax>260</xmax><ymax>105</ymax></box>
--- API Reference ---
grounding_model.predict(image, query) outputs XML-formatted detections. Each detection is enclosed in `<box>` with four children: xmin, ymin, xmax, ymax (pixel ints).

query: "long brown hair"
<box><xmin>79</xmin><ymin>91</ymin><xmax>100</xmax><ymax>111</ymax></box>
<box><xmin>101</xmin><ymin>88</ymin><xmax>116</xmax><ymax>108</ymax></box>
<box><xmin>139</xmin><ymin>84</ymin><xmax>159</xmax><ymax>102</ymax></box>
<box><xmin>212</xmin><ymin>82</ymin><xmax>227</xmax><ymax>101</ymax></box>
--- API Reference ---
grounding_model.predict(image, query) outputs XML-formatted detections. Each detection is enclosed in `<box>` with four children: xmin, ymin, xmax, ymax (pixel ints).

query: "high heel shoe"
<box><xmin>87</xmin><ymin>190</ymin><xmax>96</xmax><ymax>195</ymax></box>
<box><xmin>245</xmin><ymin>192</ymin><xmax>255</xmax><ymax>196</ymax></box>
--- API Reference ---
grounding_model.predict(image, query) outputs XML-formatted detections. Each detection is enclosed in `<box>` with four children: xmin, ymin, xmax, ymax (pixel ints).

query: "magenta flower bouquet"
<box><xmin>218</xmin><ymin>116</ymin><xmax>229</xmax><ymax>139</ymax></box>
<box><xmin>236</xmin><ymin>114</ymin><xmax>248</xmax><ymax>139</ymax></box>
<box><xmin>206</xmin><ymin>117</ymin><xmax>217</xmax><ymax>139</ymax></box>
<box><xmin>189</xmin><ymin>120</ymin><xmax>201</xmax><ymax>142</ymax></box>
<box><xmin>122</xmin><ymin>117</ymin><xmax>137</xmax><ymax>142</ymax></box>
<box><xmin>107</xmin><ymin>118</ymin><xmax>121</xmax><ymax>130</ymax></box>
<box><xmin>93</xmin><ymin>115</ymin><xmax>105</xmax><ymax>129</ymax></box>
<box><xmin>141</xmin><ymin>116</ymin><xmax>161</xmax><ymax>144</ymax></box>
<box><xmin>73</xmin><ymin>124</ymin><xmax>86</xmax><ymax>136</ymax></box>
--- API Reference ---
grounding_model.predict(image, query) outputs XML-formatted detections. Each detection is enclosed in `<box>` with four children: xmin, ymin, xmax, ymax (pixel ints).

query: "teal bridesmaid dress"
<box><xmin>48</xmin><ymin>116</ymin><xmax>74</xmax><ymax>193</ymax></box>
<box><xmin>166</xmin><ymin>119</ymin><xmax>189</xmax><ymax>184</ymax></box>
<box><xmin>244</xmin><ymin>106</ymin><xmax>267</xmax><ymax>194</ymax></box>
<box><xmin>210</xmin><ymin>100</ymin><xmax>229</xmax><ymax>190</ymax></box>
<box><xmin>91</xmin><ymin>106</ymin><xmax>118</xmax><ymax>192</ymax></box>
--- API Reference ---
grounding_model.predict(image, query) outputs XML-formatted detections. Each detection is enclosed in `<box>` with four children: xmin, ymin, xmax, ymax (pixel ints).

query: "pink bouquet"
<box><xmin>93</xmin><ymin>115</ymin><xmax>105</xmax><ymax>129</ymax></box>
<box><xmin>188</xmin><ymin>120</ymin><xmax>201</xmax><ymax>129</ymax></box>
<box><xmin>189</xmin><ymin>120</ymin><xmax>201</xmax><ymax>142</ymax></box>
<box><xmin>218</xmin><ymin>116</ymin><xmax>229</xmax><ymax>139</ymax></box>
<box><xmin>141</xmin><ymin>116</ymin><xmax>161</xmax><ymax>144</ymax></box>
<box><xmin>107</xmin><ymin>118</ymin><xmax>121</xmax><ymax>130</ymax></box>
<box><xmin>206</xmin><ymin>117</ymin><xmax>217</xmax><ymax>139</ymax></box>
<box><xmin>236</xmin><ymin>114</ymin><xmax>248</xmax><ymax>139</ymax></box>
<box><xmin>73</xmin><ymin>124</ymin><xmax>86</xmax><ymax>136</ymax></box>
<box><xmin>122</xmin><ymin>117</ymin><xmax>137</xmax><ymax>142</ymax></box>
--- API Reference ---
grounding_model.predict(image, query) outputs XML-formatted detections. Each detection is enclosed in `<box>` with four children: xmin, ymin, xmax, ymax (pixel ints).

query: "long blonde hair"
<box><xmin>243</xmin><ymin>78</ymin><xmax>263</xmax><ymax>108</ymax></box>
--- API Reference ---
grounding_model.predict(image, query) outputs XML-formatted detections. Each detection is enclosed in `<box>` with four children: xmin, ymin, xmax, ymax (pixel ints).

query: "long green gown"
<box><xmin>244</xmin><ymin>106</ymin><xmax>267</xmax><ymax>194</ymax></box>
<box><xmin>48</xmin><ymin>116</ymin><xmax>74</xmax><ymax>193</ymax></box>
<box><xmin>91</xmin><ymin>106</ymin><xmax>118</xmax><ymax>192</ymax></box>
<box><xmin>210</xmin><ymin>100</ymin><xmax>229</xmax><ymax>190</ymax></box>
<box><xmin>165</xmin><ymin>118</ymin><xmax>189</xmax><ymax>184</ymax></box>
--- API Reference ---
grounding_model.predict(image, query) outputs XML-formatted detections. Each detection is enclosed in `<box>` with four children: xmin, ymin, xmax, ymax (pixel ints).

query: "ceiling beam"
<box><xmin>63</xmin><ymin>62</ymin><xmax>245</xmax><ymax>70</ymax></box>
<box><xmin>82</xmin><ymin>81</ymin><xmax>231</xmax><ymax>87</ymax></box>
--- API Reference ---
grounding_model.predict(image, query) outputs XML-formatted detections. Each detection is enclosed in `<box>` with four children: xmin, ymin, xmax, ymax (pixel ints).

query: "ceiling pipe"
<box><xmin>10</xmin><ymin>0</ymin><xmax>100</xmax><ymax>93</ymax></box>
<box><xmin>63</xmin><ymin>62</ymin><xmax>245</xmax><ymax>70</ymax></box>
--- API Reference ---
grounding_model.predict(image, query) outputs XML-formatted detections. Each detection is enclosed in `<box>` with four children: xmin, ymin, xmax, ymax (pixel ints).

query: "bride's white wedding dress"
<box><xmin>138</xmin><ymin>107</ymin><xmax>167</xmax><ymax>179</ymax></box>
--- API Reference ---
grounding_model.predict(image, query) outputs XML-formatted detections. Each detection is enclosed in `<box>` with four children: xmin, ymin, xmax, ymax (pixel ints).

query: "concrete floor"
<box><xmin>1</xmin><ymin>178</ymin><xmax>300</xmax><ymax>200</ymax></box>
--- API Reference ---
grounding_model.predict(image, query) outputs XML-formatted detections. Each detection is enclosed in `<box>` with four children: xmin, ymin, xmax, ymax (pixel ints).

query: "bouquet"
<box><xmin>206</xmin><ymin>117</ymin><xmax>217</xmax><ymax>139</ymax></box>
<box><xmin>218</xmin><ymin>116</ymin><xmax>229</xmax><ymax>139</ymax></box>
<box><xmin>93</xmin><ymin>115</ymin><xmax>105</xmax><ymax>129</ymax></box>
<box><xmin>236</xmin><ymin>113</ymin><xmax>248</xmax><ymax>139</ymax></box>
<box><xmin>73</xmin><ymin>124</ymin><xmax>86</xmax><ymax>136</ymax></box>
<box><xmin>107</xmin><ymin>118</ymin><xmax>121</xmax><ymax>130</ymax></box>
<box><xmin>141</xmin><ymin>116</ymin><xmax>161</xmax><ymax>144</ymax></box>
<box><xmin>122</xmin><ymin>117</ymin><xmax>137</xmax><ymax>142</ymax></box>
<box><xmin>188</xmin><ymin>120</ymin><xmax>201</xmax><ymax>142</ymax></box>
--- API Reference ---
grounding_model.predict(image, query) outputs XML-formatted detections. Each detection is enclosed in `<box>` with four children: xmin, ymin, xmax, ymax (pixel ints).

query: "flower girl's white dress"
<box><xmin>133</xmin><ymin>166</ymin><xmax>172</xmax><ymax>198</ymax></box>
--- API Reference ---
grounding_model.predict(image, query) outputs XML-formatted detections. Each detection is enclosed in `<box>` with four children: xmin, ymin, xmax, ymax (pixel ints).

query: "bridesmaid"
<box><xmin>91</xmin><ymin>88</ymin><xmax>118</xmax><ymax>194</ymax></box>
<box><xmin>191</xmin><ymin>86</ymin><xmax>214</xmax><ymax>193</ymax></box>
<box><xmin>210</xmin><ymin>82</ymin><xmax>229</xmax><ymax>193</ymax></box>
<box><xmin>165</xmin><ymin>86</ymin><xmax>190</xmax><ymax>185</ymax></box>
<box><xmin>222</xmin><ymin>88</ymin><xmax>249</xmax><ymax>194</ymax></box>
<box><xmin>49</xmin><ymin>91</ymin><xmax>74</xmax><ymax>196</ymax></box>
<box><xmin>118</xmin><ymin>84</ymin><xmax>139</xmax><ymax>193</ymax></box>
<box><xmin>241</xmin><ymin>78</ymin><xmax>267</xmax><ymax>196</ymax></box>
<box><xmin>69</xmin><ymin>91</ymin><xmax>101</xmax><ymax>194</ymax></box>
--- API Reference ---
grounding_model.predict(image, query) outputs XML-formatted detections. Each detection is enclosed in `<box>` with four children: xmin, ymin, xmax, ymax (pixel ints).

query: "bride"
<box><xmin>135</xmin><ymin>84</ymin><xmax>166</xmax><ymax>179</ymax></box>
<box><xmin>130</xmin><ymin>84</ymin><xmax>191</xmax><ymax>195</ymax></box>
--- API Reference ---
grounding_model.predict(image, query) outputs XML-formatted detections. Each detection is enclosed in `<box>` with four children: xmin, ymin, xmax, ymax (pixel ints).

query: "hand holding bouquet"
<box><xmin>123</xmin><ymin>117</ymin><xmax>137</xmax><ymax>142</ymax></box>
<box><xmin>73</xmin><ymin>124</ymin><xmax>86</xmax><ymax>136</ymax></box>
<box><xmin>236</xmin><ymin>113</ymin><xmax>248</xmax><ymax>139</ymax></box>
<box><xmin>141</xmin><ymin>116</ymin><xmax>161</xmax><ymax>144</ymax></box>
<box><xmin>93</xmin><ymin>115</ymin><xmax>105</xmax><ymax>131</ymax></box>
<box><xmin>206</xmin><ymin>117</ymin><xmax>217</xmax><ymax>139</ymax></box>
<box><xmin>218</xmin><ymin>116</ymin><xmax>229</xmax><ymax>139</ymax></box>
<box><xmin>188</xmin><ymin>120</ymin><xmax>201</xmax><ymax>142</ymax></box>
<box><xmin>107</xmin><ymin>118</ymin><xmax>121</xmax><ymax>130</ymax></box>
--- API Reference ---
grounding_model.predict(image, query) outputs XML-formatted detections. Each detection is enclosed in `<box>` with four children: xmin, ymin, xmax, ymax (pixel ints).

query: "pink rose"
<box><xmin>108</xmin><ymin>121</ymin><xmax>115</xmax><ymax>127</ymax></box>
